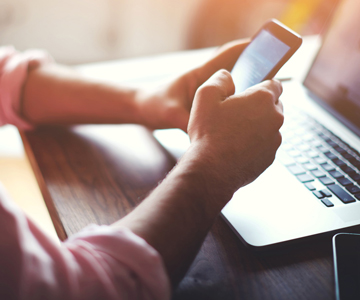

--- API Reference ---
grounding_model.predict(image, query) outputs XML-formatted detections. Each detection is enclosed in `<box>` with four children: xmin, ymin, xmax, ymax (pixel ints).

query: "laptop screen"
<box><xmin>304</xmin><ymin>0</ymin><xmax>360</xmax><ymax>132</ymax></box>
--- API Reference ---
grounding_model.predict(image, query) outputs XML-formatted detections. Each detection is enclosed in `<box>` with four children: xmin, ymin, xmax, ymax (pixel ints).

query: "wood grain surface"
<box><xmin>22</xmin><ymin>125</ymin><xmax>176</xmax><ymax>239</ymax></box>
<box><xmin>23</xmin><ymin>124</ymin><xmax>339</xmax><ymax>300</ymax></box>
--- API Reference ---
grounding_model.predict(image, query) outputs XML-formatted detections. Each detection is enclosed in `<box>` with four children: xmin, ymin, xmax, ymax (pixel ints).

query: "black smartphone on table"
<box><xmin>333</xmin><ymin>233</ymin><xmax>360</xmax><ymax>300</ymax></box>
<box><xmin>231</xmin><ymin>19</ymin><xmax>302</xmax><ymax>94</ymax></box>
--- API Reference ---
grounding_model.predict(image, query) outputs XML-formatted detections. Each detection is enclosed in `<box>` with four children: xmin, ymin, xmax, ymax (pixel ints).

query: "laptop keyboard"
<box><xmin>277</xmin><ymin>108</ymin><xmax>360</xmax><ymax>208</ymax></box>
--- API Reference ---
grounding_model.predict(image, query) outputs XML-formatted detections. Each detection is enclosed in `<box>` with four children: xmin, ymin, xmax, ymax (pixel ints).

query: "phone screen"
<box><xmin>231</xmin><ymin>29</ymin><xmax>291</xmax><ymax>94</ymax></box>
<box><xmin>333</xmin><ymin>233</ymin><xmax>360</xmax><ymax>300</ymax></box>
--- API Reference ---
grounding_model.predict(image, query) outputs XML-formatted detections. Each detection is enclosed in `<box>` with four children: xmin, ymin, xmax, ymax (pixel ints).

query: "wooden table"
<box><xmin>22</xmin><ymin>36</ymin><xmax>340</xmax><ymax>299</ymax></box>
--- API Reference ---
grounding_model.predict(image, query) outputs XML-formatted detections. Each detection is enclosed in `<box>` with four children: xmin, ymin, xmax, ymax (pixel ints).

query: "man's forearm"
<box><xmin>112</xmin><ymin>144</ymin><xmax>234</xmax><ymax>285</ymax></box>
<box><xmin>21</xmin><ymin>64</ymin><xmax>141</xmax><ymax>125</ymax></box>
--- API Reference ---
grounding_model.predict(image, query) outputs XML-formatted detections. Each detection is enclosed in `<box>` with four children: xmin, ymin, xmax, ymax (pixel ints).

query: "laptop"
<box><xmin>155</xmin><ymin>0</ymin><xmax>360</xmax><ymax>249</ymax></box>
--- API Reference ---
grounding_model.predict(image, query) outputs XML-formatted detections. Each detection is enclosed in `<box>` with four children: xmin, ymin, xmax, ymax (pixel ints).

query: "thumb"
<box><xmin>196</xmin><ymin>39</ymin><xmax>250</xmax><ymax>85</ymax></box>
<box><xmin>195</xmin><ymin>69</ymin><xmax>235</xmax><ymax>104</ymax></box>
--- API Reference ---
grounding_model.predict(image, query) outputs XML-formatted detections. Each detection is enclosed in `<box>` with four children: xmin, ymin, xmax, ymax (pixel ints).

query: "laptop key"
<box><xmin>313</xmin><ymin>191</ymin><xmax>324</xmax><ymax>199</ymax></box>
<box><xmin>297</xmin><ymin>174</ymin><xmax>314</xmax><ymax>183</ymax></box>
<box><xmin>304</xmin><ymin>182</ymin><xmax>316</xmax><ymax>191</ymax></box>
<box><xmin>351</xmin><ymin>161</ymin><xmax>360</xmax><ymax>170</ymax></box>
<box><xmin>342</xmin><ymin>153</ymin><xmax>357</xmax><ymax>162</ymax></box>
<box><xmin>320</xmin><ymin>189</ymin><xmax>332</xmax><ymax>197</ymax></box>
<box><xmin>319</xmin><ymin>176</ymin><xmax>335</xmax><ymax>185</ymax></box>
<box><xmin>332</xmin><ymin>158</ymin><xmax>347</xmax><ymax>167</ymax></box>
<box><xmin>311</xmin><ymin>170</ymin><xmax>326</xmax><ymax>178</ymax></box>
<box><xmin>314</xmin><ymin>157</ymin><xmax>328</xmax><ymax>165</ymax></box>
<box><xmin>324</xmin><ymin>151</ymin><xmax>337</xmax><ymax>160</ymax></box>
<box><xmin>281</xmin><ymin>143</ymin><xmax>294</xmax><ymax>151</ymax></box>
<box><xmin>334</xmin><ymin>145</ymin><xmax>347</xmax><ymax>154</ymax></box>
<box><xmin>349</xmin><ymin>173</ymin><xmax>360</xmax><ymax>181</ymax></box>
<box><xmin>317</xmin><ymin>132</ymin><xmax>327</xmax><ymax>139</ymax></box>
<box><xmin>277</xmin><ymin>150</ymin><xmax>296</xmax><ymax>166</ymax></box>
<box><xmin>288</xmin><ymin>150</ymin><xmax>302</xmax><ymax>157</ymax></box>
<box><xmin>340</xmin><ymin>165</ymin><xmax>355</xmax><ymax>174</ymax></box>
<box><xmin>302</xmin><ymin>132</ymin><xmax>315</xmax><ymax>140</ymax></box>
<box><xmin>317</xmin><ymin>145</ymin><xmax>329</xmax><ymax>153</ymax></box>
<box><xmin>303</xmin><ymin>163</ymin><xmax>317</xmax><ymax>171</ymax></box>
<box><xmin>287</xmin><ymin>165</ymin><xmax>306</xmax><ymax>175</ymax></box>
<box><xmin>328</xmin><ymin>184</ymin><xmax>356</xmax><ymax>203</ymax></box>
<box><xmin>297</xmin><ymin>144</ymin><xmax>311</xmax><ymax>152</ymax></box>
<box><xmin>354</xmin><ymin>193</ymin><xmax>360</xmax><ymax>200</ymax></box>
<box><xmin>329</xmin><ymin>170</ymin><xmax>344</xmax><ymax>179</ymax></box>
<box><xmin>321</xmin><ymin>163</ymin><xmax>335</xmax><ymax>172</ymax></box>
<box><xmin>307</xmin><ymin>151</ymin><xmax>319</xmax><ymax>158</ymax></box>
<box><xmin>290</xmin><ymin>137</ymin><xmax>303</xmax><ymax>145</ymax></box>
<box><xmin>321</xmin><ymin>198</ymin><xmax>334</xmax><ymax>207</ymax></box>
<box><xmin>296</xmin><ymin>156</ymin><xmax>310</xmax><ymax>164</ymax></box>
<box><xmin>327</xmin><ymin>140</ymin><xmax>338</xmax><ymax>147</ymax></box>
<box><xmin>310</xmin><ymin>140</ymin><xmax>322</xmax><ymax>147</ymax></box>
<box><xmin>346</xmin><ymin>185</ymin><xmax>360</xmax><ymax>194</ymax></box>
<box><xmin>337</xmin><ymin>177</ymin><xmax>353</xmax><ymax>186</ymax></box>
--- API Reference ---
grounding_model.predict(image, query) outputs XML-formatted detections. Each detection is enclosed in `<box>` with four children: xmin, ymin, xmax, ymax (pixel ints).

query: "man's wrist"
<box><xmin>133</xmin><ymin>87</ymin><xmax>158</xmax><ymax>128</ymax></box>
<box><xmin>174</xmin><ymin>142</ymin><xmax>237</xmax><ymax>213</ymax></box>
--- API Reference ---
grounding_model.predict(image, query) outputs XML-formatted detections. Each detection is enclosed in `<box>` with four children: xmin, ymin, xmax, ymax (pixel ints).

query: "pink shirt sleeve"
<box><xmin>0</xmin><ymin>183</ymin><xmax>170</xmax><ymax>300</ymax></box>
<box><xmin>0</xmin><ymin>46</ymin><xmax>53</xmax><ymax>130</ymax></box>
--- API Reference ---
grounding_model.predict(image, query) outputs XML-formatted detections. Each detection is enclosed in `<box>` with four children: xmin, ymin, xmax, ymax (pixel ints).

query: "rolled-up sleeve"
<box><xmin>0</xmin><ymin>46</ymin><xmax>53</xmax><ymax>130</ymax></box>
<box><xmin>0</xmin><ymin>184</ymin><xmax>170</xmax><ymax>300</ymax></box>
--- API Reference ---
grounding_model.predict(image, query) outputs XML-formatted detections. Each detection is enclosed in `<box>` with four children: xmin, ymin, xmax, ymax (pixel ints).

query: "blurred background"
<box><xmin>0</xmin><ymin>0</ymin><xmax>338</xmax><ymax>64</ymax></box>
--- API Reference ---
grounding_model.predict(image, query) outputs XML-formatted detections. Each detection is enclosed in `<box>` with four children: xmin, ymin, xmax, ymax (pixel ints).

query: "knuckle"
<box><xmin>267</xmin><ymin>111</ymin><xmax>284</xmax><ymax>136</ymax></box>
<box><xmin>264</xmin><ymin>80</ymin><xmax>283</xmax><ymax>97</ymax></box>
<box><xmin>270</xmin><ymin>80</ymin><xmax>283</xmax><ymax>94</ymax></box>
<box><xmin>217</xmin><ymin>69</ymin><xmax>235</xmax><ymax>92</ymax></box>
<box><xmin>256</xmin><ymin>88</ymin><xmax>275</xmax><ymax>104</ymax></box>
<box><xmin>196</xmin><ymin>84</ymin><xmax>220</xmax><ymax>99</ymax></box>
<box><xmin>218</xmin><ymin>69</ymin><xmax>232</xmax><ymax>80</ymax></box>
<box><xmin>275</xmin><ymin>111</ymin><xmax>285</xmax><ymax>128</ymax></box>
<box><xmin>164</xmin><ymin>103</ymin><xmax>179</xmax><ymax>118</ymax></box>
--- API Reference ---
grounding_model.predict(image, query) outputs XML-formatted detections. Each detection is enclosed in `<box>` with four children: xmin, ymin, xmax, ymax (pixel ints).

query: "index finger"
<box><xmin>258</xmin><ymin>79</ymin><xmax>283</xmax><ymax>99</ymax></box>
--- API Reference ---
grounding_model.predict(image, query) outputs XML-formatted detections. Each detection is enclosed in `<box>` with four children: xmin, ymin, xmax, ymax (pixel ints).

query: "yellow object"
<box><xmin>280</xmin><ymin>0</ymin><xmax>322</xmax><ymax>32</ymax></box>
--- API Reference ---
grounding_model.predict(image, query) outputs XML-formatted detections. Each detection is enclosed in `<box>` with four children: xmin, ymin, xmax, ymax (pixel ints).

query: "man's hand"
<box><xmin>186</xmin><ymin>69</ymin><xmax>284</xmax><ymax>203</ymax></box>
<box><xmin>135</xmin><ymin>39</ymin><xmax>250</xmax><ymax>131</ymax></box>
<box><xmin>115</xmin><ymin>69</ymin><xmax>283</xmax><ymax>285</ymax></box>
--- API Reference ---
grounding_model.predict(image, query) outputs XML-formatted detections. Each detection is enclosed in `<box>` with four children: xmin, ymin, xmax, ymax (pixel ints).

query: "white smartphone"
<box><xmin>231</xmin><ymin>19</ymin><xmax>302</xmax><ymax>94</ymax></box>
